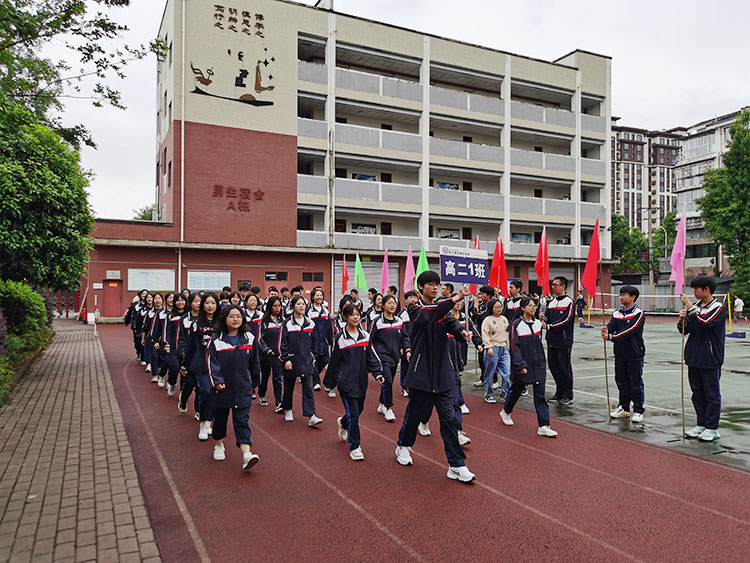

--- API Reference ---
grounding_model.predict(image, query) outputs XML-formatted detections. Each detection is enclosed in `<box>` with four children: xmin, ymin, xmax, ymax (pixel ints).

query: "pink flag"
<box><xmin>669</xmin><ymin>209</ymin><xmax>687</xmax><ymax>294</ymax></box>
<box><xmin>469</xmin><ymin>236</ymin><xmax>480</xmax><ymax>295</ymax></box>
<box><xmin>379</xmin><ymin>249</ymin><xmax>390</xmax><ymax>295</ymax></box>
<box><xmin>403</xmin><ymin>246</ymin><xmax>415</xmax><ymax>294</ymax></box>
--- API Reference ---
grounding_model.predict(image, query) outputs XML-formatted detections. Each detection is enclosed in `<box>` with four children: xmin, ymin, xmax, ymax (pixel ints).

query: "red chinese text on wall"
<box><xmin>212</xmin><ymin>184</ymin><xmax>265</xmax><ymax>212</ymax></box>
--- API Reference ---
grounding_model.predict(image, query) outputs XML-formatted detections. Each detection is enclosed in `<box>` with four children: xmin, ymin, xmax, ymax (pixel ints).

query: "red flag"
<box><xmin>341</xmin><ymin>256</ymin><xmax>349</xmax><ymax>295</ymax></box>
<box><xmin>489</xmin><ymin>234</ymin><xmax>500</xmax><ymax>288</ymax></box>
<box><xmin>497</xmin><ymin>239</ymin><xmax>509</xmax><ymax>298</ymax></box>
<box><xmin>580</xmin><ymin>219</ymin><xmax>600</xmax><ymax>300</ymax></box>
<box><xmin>534</xmin><ymin>227</ymin><xmax>549</xmax><ymax>296</ymax></box>
<box><xmin>469</xmin><ymin>236</ymin><xmax>480</xmax><ymax>295</ymax></box>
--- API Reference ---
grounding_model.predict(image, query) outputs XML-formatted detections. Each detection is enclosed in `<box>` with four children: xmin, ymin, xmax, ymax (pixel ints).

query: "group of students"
<box><xmin>124</xmin><ymin>271</ymin><xmax>728</xmax><ymax>480</ymax></box>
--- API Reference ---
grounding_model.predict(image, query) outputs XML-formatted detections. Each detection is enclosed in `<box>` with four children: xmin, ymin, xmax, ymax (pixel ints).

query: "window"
<box><xmin>303</xmin><ymin>272</ymin><xmax>325</xmax><ymax>282</ymax></box>
<box><xmin>659</xmin><ymin>157</ymin><xmax>664</xmax><ymax>164</ymax></box>
<box><xmin>266</xmin><ymin>272</ymin><xmax>288</xmax><ymax>281</ymax></box>
<box><xmin>513</xmin><ymin>266</ymin><xmax>521</xmax><ymax>278</ymax></box>
<box><xmin>167</xmin><ymin>161</ymin><xmax>172</xmax><ymax>186</ymax></box>
<box><xmin>624</xmin><ymin>133</ymin><xmax>630</xmax><ymax>140</ymax></box>
<box><xmin>582</xmin><ymin>149</ymin><xmax>588</xmax><ymax>158</ymax></box>
<box><xmin>534</xmin><ymin>189</ymin><xmax>543</xmax><ymax>198</ymax></box>
<box><xmin>462</xmin><ymin>227</ymin><xmax>472</xmax><ymax>240</ymax></box>
<box><xmin>534</xmin><ymin>146</ymin><xmax>543</xmax><ymax>152</ymax></box>
<box><xmin>462</xmin><ymin>181</ymin><xmax>473</xmax><ymax>191</ymax></box>
<box><xmin>335</xmin><ymin>117</ymin><xmax>347</xmax><ymax>124</ymax></box>
<box><xmin>335</xmin><ymin>168</ymin><xmax>347</xmax><ymax>178</ymax></box>
<box><xmin>381</xmin><ymin>123</ymin><xmax>392</xmax><ymax>130</ymax></box>
<box><xmin>297</xmin><ymin>212</ymin><xmax>313</xmax><ymax>231</ymax></box>
<box><xmin>637</xmin><ymin>134</ymin><xmax>642</xmax><ymax>141</ymax></box>
<box><xmin>335</xmin><ymin>219</ymin><xmax>346</xmax><ymax>233</ymax></box>
<box><xmin>637</xmin><ymin>154</ymin><xmax>642</xmax><ymax>161</ymax></box>
<box><xmin>624</xmin><ymin>143</ymin><xmax>629</xmax><ymax>150</ymax></box>
<box><xmin>381</xmin><ymin>173</ymin><xmax>392</xmax><ymax>183</ymax></box>
<box><xmin>168</xmin><ymin>101</ymin><xmax>172</xmax><ymax>122</ymax></box>
<box><xmin>437</xmin><ymin>228</ymin><xmax>459</xmax><ymax>240</ymax></box>
<box><xmin>351</xmin><ymin>223</ymin><xmax>376</xmax><ymax>234</ymax></box>
<box><xmin>512</xmin><ymin>233</ymin><xmax>532</xmax><ymax>243</ymax></box>
<box><xmin>352</xmin><ymin>173</ymin><xmax>376</xmax><ymax>181</ymax></box>
<box><xmin>381</xmin><ymin>222</ymin><xmax>392</xmax><ymax>236</ymax></box>
<box><xmin>463</xmin><ymin>136</ymin><xmax>473</xmax><ymax>143</ymax></box>
<box><xmin>429</xmin><ymin>177</ymin><xmax>434</xmax><ymax>187</ymax></box>
<box><xmin>659</xmin><ymin>147</ymin><xmax>664</xmax><ymax>154</ymax></box>
<box><xmin>437</xmin><ymin>182</ymin><xmax>459</xmax><ymax>190</ymax></box>
<box><xmin>168</xmin><ymin>41</ymin><xmax>172</xmax><ymax>65</ymax></box>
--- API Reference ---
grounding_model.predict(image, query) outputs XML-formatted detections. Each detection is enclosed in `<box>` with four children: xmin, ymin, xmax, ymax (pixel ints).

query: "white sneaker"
<box><xmin>401</xmin><ymin>389</ymin><xmax>409</xmax><ymax>397</ymax></box>
<box><xmin>458</xmin><ymin>431</ymin><xmax>471</xmax><ymax>446</ymax></box>
<box><xmin>336</xmin><ymin>417</ymin><xmax>348</xmax><ymax>442</ymax></box>
<box><xmin>472</xmin><ymin>380</ymin><xmax>483</xmax><ymax>388</ymax></box>
<box><xmin>198</xmin><ymin>421</ymin><xmax>210</xmax><ymax>441</ymax></box>
<box><xmin>484</xmin><ymin>396</ymin><xmax>497</xmax><ymax>404</ymax></box>
<box><xmin>308</xmin><ymin>414</ymin><xmax>323</xmax><ymax>427</ymax></box>
<box><xmin>685</xmin><ymin>425</ymin><xmax>705</xmax><ymax>439</ymax></box>
<box><xmin>537</xmin><ymin>425</ymin><xmax>558</xmax><ymax>438</ymax></box>
<box><xmin>213</xmin><ymin>443</ymin><xmax>226</xmax><ymax>460</ymax></box>
<box><xmin>157</xmin><ymin>376</ymin><xmax>165</xmax><ymax>388</ymax></box>
<box><xmin>242</xmin><ymin>452</ymin><xmax>259</xmax><ymax>471</ymax></box>
<box><xmin>145</xmin><ymin>365</ymin><xmax>152</xmax><ymax>373</ymax></box>
<box><xmin>499</xmin><ymin>410</ymin><xmax>514</xmax><ymax>426</ymax></box>
<box><xmin>284</xmin><ymin>410</ymin><xmax>294</xmax><ymax>422</ymax></box>
<box><xmin>460</xmin><ymin>404</ymin><xmax>470</xmax><ymax>414</ymax></box>
<box><xmin>384</xmin><ymin>409</ymin><xmax>396</xmax><ymax>422</ymax></box>
<box><xmin>140</xmin><ymin>360</ymin><xmax>147</xmax><ymax>366</ymax></box>
<box><xmin>328</xmin><ymin>389</ymin><xmax>337</xmax><ymax>398</ymax></box>
<box><xmin>349</xmin><ymin>447</ymin><xmax>364</xmax><ymax>461</ymax></box>
<box><xmin>447</xmin><ymin>466</ymin><xmax>476</xmax><ymax>483</ymax></box>
<box><xmin>610</xmin><ymin>406</ymin><xmax>630</xmax><ymax>419</ymax></box>
<box><xmin>150</xmin><ymin>375</ymin><xmax>159</xmax><ymax>383</ymax></box>
<box><xmin>177</xmin><ymin>402</ymin><xmax>187</xmax><ymax>414</ymax></box>
<box><xmin>377</xmin><ymin>404</ymin><xmax>386</xmax><ymax>415</ymax></box>
<box><xmin>698</xmin><ymin>428</ymin><xmax>720</xmax><ymax>442</ymax></box>
<box><xmin>194</xmin><ymin>412</ymin><xmax>200</xmax><ymax>421</ymax></box>
<box><xmin>418</xmin><ymin>422</ymin><xmax>431</xmax><ymax>436</ymax></box>
<box><xmin>395</xmin><ymin>445</ymin><xmax>413</xmax><ymax>466</ymax></box>
<box><xmin>207</xmin><ymin>424</ymin><xmax>212</xmax><ymax>435</ymax></box>
<box><xmin>313</xmin><ymin>384</ymin><xmax>321</xmax><ymax>391</ymax></box>
<box><xmin>631</xmin><ymin>412</ymin><xmax>644</xmax><ymax>423</ymax></box>
<box><xmin>167</xmin><ymin>384</ymin><xmax>176</xmax><ymax>397</ymax></box>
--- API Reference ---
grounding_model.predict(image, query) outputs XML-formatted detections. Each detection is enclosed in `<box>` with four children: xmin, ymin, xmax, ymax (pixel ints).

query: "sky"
<box><xmin>65</xmin><ymin>0</ymin><xmax>750</xmax><ymax>219</ymax></box>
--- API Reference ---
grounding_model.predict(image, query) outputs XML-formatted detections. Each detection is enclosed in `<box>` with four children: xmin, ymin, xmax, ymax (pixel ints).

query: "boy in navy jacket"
<box><xmin>542</xmin><ymin>276</ymin><xmax>575</xmax><ymax>404</ymax></box>
<box><xmin>395</xmin><ymin>271</ymin><xmax>476</xmax><ymax>483</ymax></box>
<box><xmin>678</xmin><ymin>275</ymin><xmax>727</xmax><ymax>441</ymax></box>
<box><xmin>602</xmin><ymin>286</ymin><xmax>646</xmax><ymax>422</ymax></box>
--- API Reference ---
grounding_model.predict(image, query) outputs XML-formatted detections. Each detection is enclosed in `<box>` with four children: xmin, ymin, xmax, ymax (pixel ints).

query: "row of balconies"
<box><xmin>298</xmin><ymin>61</ymin><xmax>607</xmax><ymax>135</ymax></box>
<box><xmin>296</xmin><ymin>230</ymin><xmax>589</xmax><ymax>258</ymax></box>
<box><xmin>297</xmin><ymin>175</ymin><xmax>604</xmax><ymax>222</ymax></box>
<box><xmin>298</xmin><ymin>118</ymin><xmax>607</xmax><ymax>177</ymax></box>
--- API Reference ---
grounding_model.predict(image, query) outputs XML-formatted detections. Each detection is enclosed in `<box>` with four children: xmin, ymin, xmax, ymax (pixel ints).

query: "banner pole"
<box><xmin>598</xmin><ymin>261</ymin><xmax>611</xmax><ymax>421</ymax></box>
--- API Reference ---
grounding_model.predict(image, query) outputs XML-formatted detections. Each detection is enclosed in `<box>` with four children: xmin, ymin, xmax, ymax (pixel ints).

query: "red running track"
<box><xmin>99</xmin><ymin>325</ymin><xmax>750</xmax><ymax>562</ymax></box>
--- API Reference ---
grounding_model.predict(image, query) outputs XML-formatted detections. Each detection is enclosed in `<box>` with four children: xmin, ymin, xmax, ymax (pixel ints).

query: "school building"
<box><xmin>86</xmin><ymin>0</ymin><xmax>613</xmax><ymax>318</ymax></box>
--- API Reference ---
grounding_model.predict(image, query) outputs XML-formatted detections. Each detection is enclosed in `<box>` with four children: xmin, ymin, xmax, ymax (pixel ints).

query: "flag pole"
<box><xmin>680</xmin><ymin>262</ymin><xmax>687</xmax><ymax>440</ymax></box>
<box><xmin>598</xmin><ymin>260</ymin><xmax>611</xmax><ymax>422</ymax></box>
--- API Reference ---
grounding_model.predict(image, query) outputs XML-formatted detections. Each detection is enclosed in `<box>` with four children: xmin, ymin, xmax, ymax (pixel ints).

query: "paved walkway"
<box><xmin>0</xmin><ymin>320</ymin><xmax>160</xmax><ymax>563</ymax></box>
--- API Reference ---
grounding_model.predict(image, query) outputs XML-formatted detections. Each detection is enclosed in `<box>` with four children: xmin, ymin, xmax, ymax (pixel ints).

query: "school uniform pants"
<box><xmin>688</xmin><ymin>367</ymin><xmax>722</xmax><ymax>430</ymax></box>
<box><xmin>313</xmin><ymin>353</ymin><xmax>329</xmax><ymax>387</ymax></box>
<box><xmin>379</xmin><ymin>364</ymin><xmax>395</xmax><ymax>408</ymax></box>
<box><xmin>132</xmin><ymin>330</ymin><xmax>142</xmax><ymax>358</ymax></box>
<box><xmin>259</xmin><ymin>356</ymin><xmax>284</xmax><ymax>406</ymax></box>
<box><xmin>149</xmin><ymin>345</ymin><xmax>160</xmax><ymax>375</ymax></box>
<box><xmin>614</xmin><ymin>359</ymin><xmax>645</xmax><ymax>414</ymax></box>
<box><xmin>212</xmin><ymin>405</ymin><xmax>252</xmax><ymax>448</ymax></box>
<box><xmin>143</xmin><ymin>345</ymin><xmax>153</xmax><ymax>371</ymax></box>
<box><xmin>399</xmin><ymin>354</ymin><xmax>409</xmax><ymax>388</ymax></box>
<box><xmin>281</xmin><ymin>371</ymin><xmax>316</xmax><ymax>417</ymax></box>
<box><xmin>548</xmin><ymin>347</ymin><xmax>574</xmax><ymax>400</ymax></box>
<box><xmin>178</xmin><ymin>370</ymin><xmax>200</xmax><ymax>412</ymax></box>
<box><xmin>195</xmin><ymin>372</ymin><xmax>214</xmax><ymax>422</ymax></box>
<box><xmin>340</xmin><ymin>395</ymin><xmax>365</xmax><ymax>450</ymax></box>
<box><xmin>453</xmin><ymin>375</ymin><xmax>463</xmax><ymax>431</ymax></box>
<box><xmin>164</xmin><ymin>350</ymin><xmax>180</xmax><ymax>386</ymax></box>
<box><xmin>504</xmin><ymin>380</ymin><xmax>550</xmax><ymax>427</ymax></box>
<box><xmin>397</xmin><ymin>388</ymin><xmax>466</xmax><ymax>467</ymax></box>
<box><xmin>158</xmin><ymin>349</ymin><xmax>170</xmax><ymax>377</ymax></box>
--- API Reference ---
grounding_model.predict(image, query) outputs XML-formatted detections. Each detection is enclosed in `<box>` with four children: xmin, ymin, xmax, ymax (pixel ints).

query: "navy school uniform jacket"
<box><xmin>279</xmin><ymin>315</ymin><xmax>316</xmax><ymax>377</ymax></box>
<box><xmin>162</xmin><ymin>310</ymin><xmax>185</xmax><ymax>349</ymax></box>
<box><xmin>332</xmin><ymin>315</ymin><xmax>347</xmax><ymax>337</ymax></box>
<box><xmin>181</xmin><ymin>321</ymin><xmax>214</xmax><ymax>375</ymax></box>
<box><xmin>135</xmin><ymin>305</ymin><xmax>149</xmax><ymax>334</ymax></box>
<box><xmin>176</xmin><ymin>313</ymin><xmax>198</xmax><ymax>362</ymax></box>
<box><xmin>369</xmin><ymin>313</ymin><xmax>411</xmax><ymax>368</ymax></box>
<box><xmin>398</xmin><ymin>308</ymin><xmax>412</xmax><ymax>338</ymax></box>
<box><xmin>326</xmin><ymin>327</ymin><xmax>383</xmax><ymax>398</ymax></box>
<box><xmin>503</xmin><ymin>296</ymin><xmax>523</xmax><ymax>324</ymax></box>
<box><xmin>260</xmin><ymin>316</ymin><xmax>284</xmax><ymax>362</ymax></box>
<box><xmin>678</xmin><ymin>298</ymin><xmax>726</xmax><ymax>369</ymax></box>
<box><xmin>208</xmin><ymin>331</ymin><xmax>261</xmax><ymax>409</ymax></box>
<box><xmin>509</xmin><ymin>317</ymin><xmax>547</xmax><ymax>385</ymax></box>
<box><xmin>403</xmin><ymin>298</ymin><xmax>466</xmax><ymax>393</ymax></box>
<box><xmin>363</xmin><ymin>307</ymin><xmax>382</xmax><ymax>332</ymax></box>
<box><xmin>146</xmin><ymin>308</ymin><xmax>165</xmax><ymax>345</ymax></box>
<box><xmin>545</xmin><ymin>294</ymin><xmax>575</xmax><ymax>348</ymax></box>
<box><xmin>244</xmin><ymin>309</ymin><xmax>270</xmax><ymax>355</ymax></box>
<box><xmin>606</xmin><ymin>305</ymin><xmax>646</xmax><ymax>359</ymax></box>
<box><xmin>446</xmin><ymin>311</ymin><xmax>482</xmax><ymax>373</ymax></box>
<box><xmin>306</xmin><ymin>304</ymin><xmax>333</xmax><ymax>356</ymax></box>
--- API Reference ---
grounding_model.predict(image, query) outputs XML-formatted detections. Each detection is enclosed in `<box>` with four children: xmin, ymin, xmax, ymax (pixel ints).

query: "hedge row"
<box><xmin>0</xmin><ymin>280</ymin><xmax>53</xmax><ymax>405</ymax></box>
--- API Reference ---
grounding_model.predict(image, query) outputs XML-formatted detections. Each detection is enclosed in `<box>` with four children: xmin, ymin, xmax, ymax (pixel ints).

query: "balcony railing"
<box><xmin>510</xmin><ymin>101</ymin><xmax>575</xmax><ymax>129</ymax></box>
<box><xmin>336</xmin><ymin>67</ymin><xmax>423</xmax><ymax>102</ymax></box>
<box><xmin>297</xmin><ymin>175</ymin><xmax>422</xmax><ymax>206</ymax></box>
<box><xmin>430</xmin><ymin>137</ymin><xmax>503</xmax><ymax>164</ymax></box>
<box><xmin>336</xmin><ymin>123</ymin><xmax>422</xmax><ymax>154</ymax></box>
<box><xmin>298</xmin><ymin>61</ymin><xmax>327</xmax><ymax>84</ymax></box>
<box><xmin>430</xmin><ymin>85</ymin><xmax>504</xmax><ymax>116</ymax></box>
<box><xmin>510</xmin><ymin>149</ymin><xmax>575</xmax><ymax>173</ymax></box>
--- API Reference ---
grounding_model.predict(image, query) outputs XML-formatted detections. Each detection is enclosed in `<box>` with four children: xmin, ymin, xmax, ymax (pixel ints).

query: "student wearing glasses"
<box><xmin>540</xmin><ymin>277</ymin><xmax>575</xmax><ymax>405</ymax></box>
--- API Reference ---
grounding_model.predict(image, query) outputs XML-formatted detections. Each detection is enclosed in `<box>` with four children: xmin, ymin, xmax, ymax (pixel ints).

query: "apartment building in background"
<box><xmin>85</xmin><ymin>0</ymin><xmax>613</xmax><ymax>315</ymax></box>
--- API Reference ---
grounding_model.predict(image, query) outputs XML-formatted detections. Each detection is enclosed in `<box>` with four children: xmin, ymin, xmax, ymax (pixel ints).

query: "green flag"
<box><xmin>414</xmin><ymin>243</ymin><xmax>429</xmax><ymax>291</ymax></box>
<box><xmin>354</xmin><ymin>252</ymin><xmax>368</xmax><ymax>291</ymax></box>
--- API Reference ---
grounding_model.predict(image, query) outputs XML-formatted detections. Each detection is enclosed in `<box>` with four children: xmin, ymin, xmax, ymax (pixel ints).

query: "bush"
<box><xmin>0</xmin><ymin>279</ymin><xmax>48</xmax><ymax>335</ymax></box>
<box><xmin>0</xmin><ymin>311</ymin><xmax>6</xmax><ymax>356</ymax></box>
<box><xmin>0</xmin><ymin>357</ymin><xmax>12</xmax><ymax>405</ymax></box>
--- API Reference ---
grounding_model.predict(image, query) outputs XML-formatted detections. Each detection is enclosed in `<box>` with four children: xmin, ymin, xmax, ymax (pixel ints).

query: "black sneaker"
<box><xmin>259</xmin><ymin>397</ymin><xmax>268</xmax><ymax>406</ymax></box>
<box><xmin>274</xmin><ymin>404</ymin><xmax>284</xmax><ymax>413</ymax></box>
<box><xmin>549</xmin><ymin>395</ymin><xmax>561</xmax><ymax>403</ymax></box>
<box><xmin>559</xmin><ymin>397</ymin><xmax>574</xmax><ymax>405</ymax></box>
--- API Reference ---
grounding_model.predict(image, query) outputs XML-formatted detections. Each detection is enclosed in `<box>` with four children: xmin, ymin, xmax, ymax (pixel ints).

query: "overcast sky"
<box><xmin>68</xmin><ymin>0</ymin><xmax>750</xmax><ymax>219</ymax></box>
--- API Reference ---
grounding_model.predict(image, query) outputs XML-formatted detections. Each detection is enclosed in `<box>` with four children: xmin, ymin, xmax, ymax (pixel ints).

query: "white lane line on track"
<box><xmin>310</xmin><ymin>400</ymin><xmax>643</xmax><ymax>562</ymax></box>
<box><xmin>122</xmin><ymin>359</ymin><xmax>212</xmax><ymax>563</ymax></box>
<box><xmin>253</xmin><ymin>424</ymin><xmax>425</xmax><ymax>562</ymax></box>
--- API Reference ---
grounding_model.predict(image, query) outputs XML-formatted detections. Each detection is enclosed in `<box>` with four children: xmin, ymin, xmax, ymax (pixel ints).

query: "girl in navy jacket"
<box><xmin>162</xmin><ymin>293</ymin><xmax>187</xmax><ymax>398</ymax></box>
<box><xmin>363</xmin><ymin>293</ymin><xmax>384</xmax><ymax>332</ymax></box>
<box><xmin>153</xmin><ymin>292</ymin><xmax>175</xmax><ymax>389</ymax></box>
<box><xmin>181</xmin><ymin>293</ymin><xmax>219</xmax><ymax>441</ymax></box>
<box><xmin>145</xmin><ymin>293</ymin><xmax>164</xmax><ymax>380</ymax></box>
<box><xmin>369</xmin><ymin>295</ymin><xmax>410</xmax><ymax>422</ymax></box>
<box><xmin>137</xmin><ymin>293</ymin><xmax>152</xmax><ymax>369</ymax></box>
<box><xmin>306</xmin><ymin>288</ymin><xmax>333</xmax><ymax>391</ymax></box>
<box><xmin>327</xmin><ymin>303</ymin><xmax>384</xmax><ymax>461</ymax></box>
<box><xmin>207</xmin><ymin>304</ymin><xmax>261</xmax><ymax>471</ymax></box>
<box><xmin>279</xmin><ymin>296</ymin><xmax>323</xmax><ymax>426</ymax></box>
<box><xmin>501</xmin><ymin>296</ymin><xmax>558</xmax><ymax>437</ymax></box>
<box><xmin>177</xmin><ymin>293</ymin><xmax>201</xmax><ymax>415</ymax></box>
<box><xmin>259</xmin><ymin>296</ymin><xmax>285</xmax><ymax>410</ymax></box>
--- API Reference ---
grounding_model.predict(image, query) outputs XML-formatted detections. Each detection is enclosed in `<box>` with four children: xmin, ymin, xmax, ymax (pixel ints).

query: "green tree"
<box><xmin>698</xmin><ymin>109</ymin><xmax>750</xmax><ymax>300</ymax></box>
<box><xmin>0</xmin><ymin>0</ymin><xmax>165</xmax><ymax>147</ymax></box>
<box><xmin>611</xmin><ymin>213</ymin><xmax>648</xmax><ymax>274</ymax></box>
<box><xmin>0</xmin><ymin>95</ymin><xmax>93</xmax><ymax>290</ymax></box>
<box><xmin>132</xmin><ymin>204</ymin><xmax>154</xmax><ymax>221</ymax></box>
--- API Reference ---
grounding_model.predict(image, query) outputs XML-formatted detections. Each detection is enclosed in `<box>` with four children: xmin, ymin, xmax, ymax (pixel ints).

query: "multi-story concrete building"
<box><xmin>610</xmin><ymin>124</ymin><xmax>680</xmax><ymax>234</ymax></box>
<box><xmin>85</xmin><ymin>0</ymin><xmax>613</xmax><ymax>315</ymax></box>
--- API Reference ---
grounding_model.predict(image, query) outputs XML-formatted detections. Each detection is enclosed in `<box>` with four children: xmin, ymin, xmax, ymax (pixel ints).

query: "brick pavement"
<box><xmin>0</xmin><ymin>320</ymin><xmax>161</xmax><ymax>563</ymax></box>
